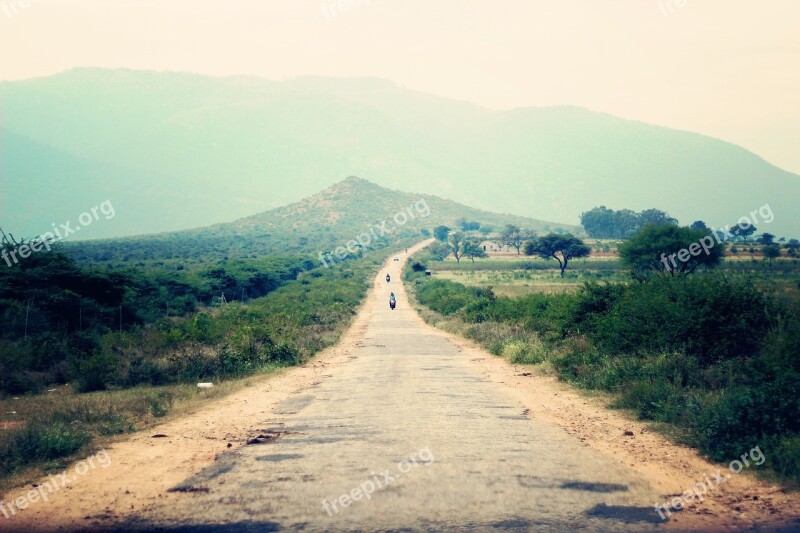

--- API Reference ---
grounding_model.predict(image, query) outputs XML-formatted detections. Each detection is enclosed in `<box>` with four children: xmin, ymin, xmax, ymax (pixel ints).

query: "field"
<box><xmin>431</xmin><ymin>257</ymin><xmax>625</xmax><ymax>296</ymax></box>
<box><xmin>427</xmin><ymin>249</ymin><xmax>800</xmax><ymax>297</ymax></box>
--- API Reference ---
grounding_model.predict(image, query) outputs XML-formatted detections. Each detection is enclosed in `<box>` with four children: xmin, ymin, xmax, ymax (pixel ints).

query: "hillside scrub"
<box><xmin>0</xmin><ymin>245</ymin><xmax>314</xmax><ymax>395</ymax></box>
<box><xmin>1</xmin><ymin>245</ymin><xmax>394</xmax><ymax>476</ymax></box>
<box><xmin>406</xmin><ymin>262</ymin><xmax>800</xmax><ymax>485</ymax></box>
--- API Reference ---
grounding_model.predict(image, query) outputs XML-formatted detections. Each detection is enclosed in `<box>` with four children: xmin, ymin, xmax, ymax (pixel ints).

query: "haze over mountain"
<box><xmin>2</xmin><ymin>68</ymin><xmax>799</xmax><ymax>239</ymax></box>
<box><xmin>64</xmin><ymin>177</ymin><xmax>573</xmax><ymax>266</ymax></box>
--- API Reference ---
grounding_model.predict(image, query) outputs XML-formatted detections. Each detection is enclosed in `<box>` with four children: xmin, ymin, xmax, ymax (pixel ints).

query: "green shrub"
<box><xmin>588</xmin><ymin>275</ymin><xmax>769</xmax><ymax>365</ymax></box>
<box><xmin>147</xmin><ymin>392</ymin><xmax>174</xmax><ymax>418</ymax></box>
<box><xmin>72</xmin><ymin>353</ymin><xmax>118</xmax><ymax>393</ymax></box>
<box><xmin>98</xmin><ymin>414</ymin><xmax>135</xmax><ymax>436</ymax></box>
<box><xmin>503</xmin><ymin>338</ymin><xmax>548</xmax><ymax>365</ymax></box>
<box><xmin>0</xmin><ymin>423</ymin><xmax>88</xmax><ymax>474</ymax></box>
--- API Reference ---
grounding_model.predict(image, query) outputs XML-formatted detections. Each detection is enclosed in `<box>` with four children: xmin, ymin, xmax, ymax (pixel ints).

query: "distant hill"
<box><xmin>63</xmin><ymin>177</ymin><xmax>574</xmax><ymax>265</ymax></box>
<box><xmin>2</xmin><ymin>68</ymin><xmax>799</xmax><ymax>237</ymax></box>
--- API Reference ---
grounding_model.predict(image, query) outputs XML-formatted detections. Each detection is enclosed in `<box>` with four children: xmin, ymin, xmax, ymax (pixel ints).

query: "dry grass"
<box><xmin>432</xmin><ymin>270</ymin><xmax>604</xmax><ymax>296</ymax></box>
<box><xmin>0</xmin><ymin>370</ymin><xmax>282</xmax><ymax>493</ymax></box>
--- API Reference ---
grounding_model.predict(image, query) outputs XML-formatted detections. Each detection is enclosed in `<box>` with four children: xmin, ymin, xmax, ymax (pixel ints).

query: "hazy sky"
<box><xmin>1</xmin><ymin>0</ymin><xmax>799</xmax><ymax>174</ymax></box>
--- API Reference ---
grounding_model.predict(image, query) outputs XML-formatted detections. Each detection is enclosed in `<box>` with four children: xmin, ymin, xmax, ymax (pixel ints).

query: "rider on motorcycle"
<box><xmin>389</xmin><ymin>292</ymin><xmax>397</xmax><ymax>310</ymax></box>
<box><xmin>386</xmin><ymin>273</ymin><xmax>391</xmax><ymax>283</ymax></box>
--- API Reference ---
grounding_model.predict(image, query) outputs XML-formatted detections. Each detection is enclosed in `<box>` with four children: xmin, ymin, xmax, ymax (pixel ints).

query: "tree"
<box><xmin>581</xmin><ymin>206</ymin><xmax>676</xmax><ymax>239</ymax></box>
<box><xmin>580</xmin><ymin>206</ymin><xmax>617</xmax><ymax>238</ymax></box>
<box><xmin>638</xmin><ymin>208</ymin><xmax>678</xmax><ymax>227</ymax></box>
<box><xmin>619</xmin><ymin>224</ymin><xmax>723</xmax><ymax>277</ymax></box>
<box><xmin>763</xmin><ymin>244</ymin><xmax>781</xmax><ymax>265</ymax></box>
<box><xmin>427</xmin><ymin>242</ymin><xmax>452</xmax><ymax>261</ymax></box>
<box><xmin>614</xmin><ymin>209</ymin><xmax>641</xmax><ymax>238</ymax></box>
<box><xmin>729</xmin><ymin>223</ymin><xmax>757</xmax><ymax>242</ymax></box>
<box><xmin>463</xmin><ymin>240</ymin><xmax>489</xmax><ymax>263</ymax></box>
<box><xmin>690</xmin><ymin>220</ymin><xmax>709</xmax><ymax>232</ymax></box>
<box><xmin>433</xmin><ymin>226</ymin><xmax>450</xmax><ymax>242</ymax></box>
<box><xmin>448</xmin><ymin>231</ymin><xmax>467</xmax><ymax>263</ymax></box>
<box><xmin>457</xmin><ymin>219</ymin><xmax>481</xmax><ymax>232</ymax></box>
<box><xmin>501</xmin><ymin>224</ymin><xmax>530</xmax><ymax>255</ymax></box>
<box><xmin>757</xmin><ymin>233</ymin><xmax>775</xmax><ymax>245</ymax></box>
<box><xmin>524</xmin><ymin>234</ymin><xmax>591</xmax><ymax>277</ymax></box>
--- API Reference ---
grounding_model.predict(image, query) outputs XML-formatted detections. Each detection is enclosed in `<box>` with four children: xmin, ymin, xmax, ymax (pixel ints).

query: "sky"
<box><xmin>1</xmin><ymin>0</ymin><xmax>799</xmax><ymax>174</ymax></box>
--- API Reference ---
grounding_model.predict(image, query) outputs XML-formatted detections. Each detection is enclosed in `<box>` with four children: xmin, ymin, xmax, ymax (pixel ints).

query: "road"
<box><xmin>123</xmin><ymin>246</ymin><xmax>663</xmax><ymax>532</ymax></box>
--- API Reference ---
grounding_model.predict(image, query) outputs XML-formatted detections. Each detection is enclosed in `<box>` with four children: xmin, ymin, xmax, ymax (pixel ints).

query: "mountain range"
<box><xmin>1</xmin><ymin>68</ymin><xmax>799</xmax><ymax>238</ymax></box>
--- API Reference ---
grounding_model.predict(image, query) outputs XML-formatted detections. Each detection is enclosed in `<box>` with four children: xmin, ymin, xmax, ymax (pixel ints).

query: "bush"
<box><xmin>587</xmin><ymin>275</ymin><xmax>769</xmax><ymax>365</ymax></box>
<box><xmin>0</xmin><ymin>423</ymin><xmax>88</xmax><ymax>474</ymax></box>
<box><xmin>72</xmin><ymin>352</ymin><xmax>118</xmax><ymax>393</ymax></box>
<box><xmin>503</xmin><ymin>338</ymin><xmax>548</xmax><ymax>365</ymax></box>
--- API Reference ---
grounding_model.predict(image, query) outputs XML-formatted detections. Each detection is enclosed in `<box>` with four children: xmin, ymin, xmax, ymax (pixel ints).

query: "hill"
<box><xmin>2</xmin><ymin>68</ymin><xmax>799</xmax><ymax>237</ymax></box>
<box><xmin>63</xmin><ymin>177</ymin><xmax>573</xmax><ymax>265</ymax></box>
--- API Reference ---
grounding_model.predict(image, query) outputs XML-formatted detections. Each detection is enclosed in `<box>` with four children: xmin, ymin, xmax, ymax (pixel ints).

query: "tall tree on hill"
<box><xmin>433</xmin><ymin>226</ymin><xmax>451</xmax><ymax>242</ymax></box>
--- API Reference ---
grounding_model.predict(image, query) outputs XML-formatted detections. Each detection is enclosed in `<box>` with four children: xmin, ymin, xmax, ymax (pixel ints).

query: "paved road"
<box><xmin>128</xmin><ymin>250</ymin><xmax>664</xmax><ymax>532</ymax></box>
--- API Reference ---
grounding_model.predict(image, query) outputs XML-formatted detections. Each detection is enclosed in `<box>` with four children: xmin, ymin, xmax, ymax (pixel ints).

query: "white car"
<box><xmin>393</xmin><ymin>257</ymin><xmax>400</xmax><ymax>261</ymax></box>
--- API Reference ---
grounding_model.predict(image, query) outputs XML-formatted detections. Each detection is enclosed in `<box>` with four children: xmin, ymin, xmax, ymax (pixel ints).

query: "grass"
<box><xmin>0</xmin><ymin>375</ymin><xmax>271</xmax><ymax>493</ymax></box>
<box><xmin>426</xmin><ymin>254</ymin><xmax>800</xmax><ymax>297</ymax></box>
<box><xmin>432</xmin><ymin>269</ymin><xmax>623</xmax><ymax>296</ymax></box>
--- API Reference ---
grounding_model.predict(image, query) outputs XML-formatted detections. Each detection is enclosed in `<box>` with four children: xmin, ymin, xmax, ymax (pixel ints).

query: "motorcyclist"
<box><xmin>386</xmin><ymin>273</ymin><xmax>391</xmax><ymax>283</ymax></box>
<box><xmin>389</xmin><ymin>292</ymin><xmax>397</xmax><ymax>310</ymax></box>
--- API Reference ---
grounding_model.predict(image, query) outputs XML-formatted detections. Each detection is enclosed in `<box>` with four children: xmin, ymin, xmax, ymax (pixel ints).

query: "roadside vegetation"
<box><xmin>407</xmin><ymin>234</ymin><xmax>800</xmax><ymax>487</ymax></box>
<box><xmin>0</xmin><ymin>229</ymin><xmax>404</xmax><ymax>484</ymax></box>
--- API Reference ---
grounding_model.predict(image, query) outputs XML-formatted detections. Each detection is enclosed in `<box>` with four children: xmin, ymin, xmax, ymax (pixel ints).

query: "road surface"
<box><xmin>123</xmin><ymin>247</ymin><xmax>664</xmax><ymax>532</ymax></box>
